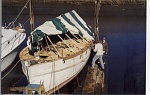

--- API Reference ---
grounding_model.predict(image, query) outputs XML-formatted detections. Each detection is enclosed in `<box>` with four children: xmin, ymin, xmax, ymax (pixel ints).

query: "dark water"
<box><xmin>107</xmin><ymin>33</ymin><xmax>146</xmax><ymax>94</ymax></box>
<box><xmin>2</xmin><ymin>4</ymin><xmax>146</xmax><ymax>94</ymax></box>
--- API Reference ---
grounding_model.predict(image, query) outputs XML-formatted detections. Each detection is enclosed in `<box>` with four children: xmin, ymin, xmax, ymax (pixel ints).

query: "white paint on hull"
<box><xmin>1</xmin><ymin>28</ymin><xmax>26</xmax><ymax>72</ymax></box>
<box><xmin>21</xmin><ymin>47</ymin><xmax>91</xmax><ymax>93</ymax></box>
<box><xmin>1</xmin><ymin>48</ymin><xmax>18</xmax><ymax>72</ymax></box>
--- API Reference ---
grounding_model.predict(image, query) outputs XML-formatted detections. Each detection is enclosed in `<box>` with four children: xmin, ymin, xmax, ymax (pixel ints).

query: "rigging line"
<box><xmin>45</xmin><ymin>35</ymin><xmax>63</xmax><ymax>94</ymax></box>
<box><xmin>13</xmin><ymin>0</ymin><xmax>30</xmax><ymax>22</ymax></box>
<box><xmin>45</xmin><ymin>35</ymin><xmax>53</xmax><ymax>89</ymax></box>
<box><xmin>6</xmin><ymin>0</ymin><xmax>30</xmax><ymax>28</ymax></box>
<box><xmin>57</xmin><ymin>85</ymin><xmax>60</xmax><ymax>94</ymax></box>
<box><xmin>45</xmin><ymin>35</ymin><xmax>57</xmax><ymax>93</ymax></box>
<box><xmin>22</xmin><ymin>18</ymin><xmax>30</xmax><ymax>26</ymax></box>
<box><xmin>53</xmin><ymin>59</ymin><xmax>56</xmax><ymax>94</ymax></box>
<box><xmin>51</xmin><ymin>51</ymin><xmax>56</xmax><ymax>94</ymax></box>
<box><xmin>76</xmin><ymin>76</ymin><xmax>82</xmax><ymax>87</ymax></box>
<box><xmin>1</xmin><ymin>59</ymin><xmax>21</xmax><ymax>80</ymax></box>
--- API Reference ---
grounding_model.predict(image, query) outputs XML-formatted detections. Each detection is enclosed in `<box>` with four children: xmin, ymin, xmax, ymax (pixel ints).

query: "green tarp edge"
<box><xmin>61</xmin><ymin>14</ymin><xmax>83</xmax><ymax>35</ymax></box>
<box><xmin>51</xmin><ymin>18</ymin><xmax>68</xmax><ymax>34</ymax></box>
<box><xmin>69</xmin><ymin>11</ymin><xmax>94</xmax><ymax>37</ymax></box>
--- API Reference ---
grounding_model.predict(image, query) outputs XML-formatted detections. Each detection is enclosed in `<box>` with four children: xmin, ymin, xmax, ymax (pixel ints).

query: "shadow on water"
<box><xmin>1</xmin><ymin>55</ymin><xmax>25</xmax><ymax>93</ymax></box>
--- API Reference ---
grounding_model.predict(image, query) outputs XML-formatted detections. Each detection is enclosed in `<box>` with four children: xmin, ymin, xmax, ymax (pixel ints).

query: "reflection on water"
<box><xmin>2</xmin><ymin>4</ymin><xmax>146</xmax><ymax>94</ymax></box>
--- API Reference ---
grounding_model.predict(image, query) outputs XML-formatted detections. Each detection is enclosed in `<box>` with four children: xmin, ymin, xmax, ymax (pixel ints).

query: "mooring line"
<box><xmin>1</xmin><ymin>59</ymin><xmax>21</xmax><ymax>80</ymax></box>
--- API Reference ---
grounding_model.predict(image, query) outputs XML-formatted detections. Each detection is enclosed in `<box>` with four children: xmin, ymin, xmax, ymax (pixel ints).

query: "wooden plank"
<box><xmin>10</xmin><ymin>87</ymin><xmax>25</xmax><ymax>93</ymax></box>
<box><xmin>20</xmin><ymin>39</ymin><xmax>91</xmax><ymax>63</ymax></box>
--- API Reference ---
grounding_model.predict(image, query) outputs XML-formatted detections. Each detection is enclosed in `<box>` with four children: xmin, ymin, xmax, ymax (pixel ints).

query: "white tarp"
<box><xmin>32</xmin><ymin>10</ymin><xmax>94</xmax><ymax>40</ymax></box>
<box><xmin>57</xmin><ymin>16</ymin><xmax>79</xmax><ymax>34</ymax></box>
<box><xmin>35</xmin><ymin>21</ymin><xmax>62</xmax><ymax>35</ymax></box>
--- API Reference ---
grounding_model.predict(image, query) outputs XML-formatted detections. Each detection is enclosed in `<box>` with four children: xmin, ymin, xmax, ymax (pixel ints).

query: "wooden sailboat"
<box><xmin>19</xmin><ymin>0</ymin><xmax>94</xmax><ymax>94</ymax></box>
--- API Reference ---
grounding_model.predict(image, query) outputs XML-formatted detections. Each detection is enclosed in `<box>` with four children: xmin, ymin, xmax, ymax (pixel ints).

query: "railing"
<box><xmin>2</xmin><ymin>21</ymin><xmax>23</xmax><ymax>29</ymax></box>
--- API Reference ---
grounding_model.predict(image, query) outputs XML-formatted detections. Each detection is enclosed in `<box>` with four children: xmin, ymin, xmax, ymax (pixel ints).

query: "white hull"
<box><xmin>21</xmin><ymin>47</ymin><xmax>91</xmax><ymax>93</ymax></box>
<box><xmin>20</xmin><ymin>10</ymin><xmax>94</xmax><ymax>94</ymax></box>
<box><xmin>1</xmin><ymin>28</ymin><xmax>26</xmax><ymax>72</ymax></box>
<box><xmin>1</xmin><ymin>47</ymin><xmax>18</xmax><ymax>72</ymax></box>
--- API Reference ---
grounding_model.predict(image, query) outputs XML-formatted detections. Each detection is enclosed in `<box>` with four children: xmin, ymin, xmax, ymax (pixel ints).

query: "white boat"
<box><xmin>1</xmin><ymin>24</ymin><xmax>26</xmax><ymax>72</ymax></box>
<box><xmin>1</xmin><ymin>0</ymin><xmax>30</xmax><ymax>72</ymax></box>
<box><xmin>19</xmin><ymin>10</ymin><xmax>94</xmax><ymax>94</ymax></box>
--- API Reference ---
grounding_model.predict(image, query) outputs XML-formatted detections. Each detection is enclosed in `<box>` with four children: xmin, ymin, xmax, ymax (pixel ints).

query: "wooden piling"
<box><xmin>82</xmin><ymin>64</ymin><xmax>105</xmax><ymax>94</ymax></box>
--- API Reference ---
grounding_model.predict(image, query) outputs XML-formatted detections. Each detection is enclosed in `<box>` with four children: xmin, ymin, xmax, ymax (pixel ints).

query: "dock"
<box><xmin>82</xmin><ymin>64</ymin><xmax>106</xmax><ymax>94</ymax></box>
<box><xmin>10</xmin><ymin>87</ymin><xmax>25</xmax><ymax>93</ymax></box>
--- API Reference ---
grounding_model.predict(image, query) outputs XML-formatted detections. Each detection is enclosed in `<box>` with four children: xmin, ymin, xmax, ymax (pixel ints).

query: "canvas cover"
<box><xmin>28</xmin><ymin>10</ymin><xmax>94</xmax><ymax>50</ymax></box>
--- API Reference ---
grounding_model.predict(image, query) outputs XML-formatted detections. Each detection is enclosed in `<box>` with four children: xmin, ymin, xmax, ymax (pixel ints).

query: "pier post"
<box><xmin>94</xmin><ymin>0</ymin><xmax>101</xmax><ymax>41</ymax></box>
<box><xmin>82</xmin><ymin>65</ymin><xmax>105</xmax><ymax>94</ymax></box>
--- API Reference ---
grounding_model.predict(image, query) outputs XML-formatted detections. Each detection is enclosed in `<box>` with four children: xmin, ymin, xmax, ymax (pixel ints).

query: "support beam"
<box><xmin>57</xmin><ymin>35</ymin><xmax>75</xmax><ymax>53</ymax></box>
<box><xmin>29</xmin><ymin>0</ymin><xmax>34</xmax><ymax>32</ymax></box>
<box><xmin>94</xmin><ymin>0</ymin><xmax>101</xmax><ymax>41</ymax></box>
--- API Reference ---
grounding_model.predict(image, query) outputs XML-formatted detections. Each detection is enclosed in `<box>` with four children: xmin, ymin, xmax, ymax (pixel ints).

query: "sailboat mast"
<box><xmin>29</xmin><ymin>0</ymin><xmax>34</xmax><ymax>32</ymax></box>
<box><xmin>94</xmin><ymin>0</ymin><xmax>101</xmax><ymax>41</ymax></box>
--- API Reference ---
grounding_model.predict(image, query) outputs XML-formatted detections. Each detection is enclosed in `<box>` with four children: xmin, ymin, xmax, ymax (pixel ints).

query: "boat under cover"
<box><xmin>20</xmin><ymin>10</ymin><xmax>94</xmax><ymax>94</ymax></box>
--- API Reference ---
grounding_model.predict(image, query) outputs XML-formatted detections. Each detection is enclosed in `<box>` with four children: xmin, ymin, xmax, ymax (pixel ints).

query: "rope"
<box><xmin>1</xmin><ymin>59</ymin><xmax>21</xmax><ymax>80</ymax></box>
<box><xmin>45</xmin><ymin>35</ymin><xmax>53</xmax><ymax>91</ymax></box>
<box><xmin>53</xmin><ymin>59</ymin><xmax>56</xmax><ymax>94</ymax></box>
<box><xmin>76</xmin><ymin>76</ymin><xmax>82</xmax><ymax>87</ymax></box>
<box><xmin>6</xmin><ymin>0</ymin><xmax>30</xmax><ymax>28</ymax></box>
<box><xmin>57</xmin><ymin>86</ymin><xmax>60</xmax><ymax>94</ymax></box>
<box><xmin>22</xmin><ymin>18</ymin><xmax>30</xmax><ymax>26</ymax></box>
<box><xmin>45</xmin><ymin>35</ymin><xmax>57</xmax><ymax>94</ymax></box>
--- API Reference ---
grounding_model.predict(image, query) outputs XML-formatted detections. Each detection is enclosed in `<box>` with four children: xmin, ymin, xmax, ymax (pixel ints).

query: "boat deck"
<box><xmin>20</xmin><ymin>38</ymin><xmax>91</xmax><ymax>63</ymax></box>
